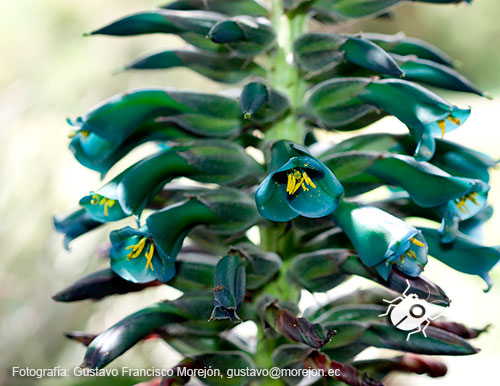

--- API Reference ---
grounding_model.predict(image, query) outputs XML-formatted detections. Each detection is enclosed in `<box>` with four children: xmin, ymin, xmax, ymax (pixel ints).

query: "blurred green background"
<box><xmin>1</xmin><ymin>1</ymin><xmax>499</xmax><ymax>385</ymax></box>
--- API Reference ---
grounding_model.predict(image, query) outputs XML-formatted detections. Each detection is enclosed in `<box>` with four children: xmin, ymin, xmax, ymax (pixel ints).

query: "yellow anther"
<box><xmin>90</xmin><ymin>194</ymin><xmax>100</xmax><ymax>205</ymax></box>
<box><xmin>126</xmin><ymin>237</ymin><xmax>147</xmax><ymax>260</ymax></box>
<box><xmin>292</xmin><ymin>176</ymin><xmax>306</xmax><ymax>194</ymax></box>
<box><xmin>68</xmin><ymin>130</ymin><xmax>90</xmax><ymax>139</ymax></box>
<box><xmin>437</xmin><ymin>119</ymin><xmax>446</xmax><ymax>139</ymax></box>
<box><xmin>400</xmin><ymin>254</ymin><xmax>405</xmax><ymax>263</ymax></box>
<box><xmin>303</xmin><ymin>173</ymin><xmax>316</xmax><ymax>189</ymax></box>
<box><xmin>406</xmin><ymin>250</ymin><xmax>417</xmax><ymax>259</ymax></box>
<box><xmin>90</xmin><ymin>194</ymin><xmax>116</xmax><ymax>216</ymax></box>
<box><xmin>455</xmin><ymin>197</ymin><xmax>471</xmax><ymax>215</ymax></box>
<box><xmin>466</xmin><ymin>192</ymin><xmax>479</xmax><ymax>205</ymax></box>
<box><xmin>410</xmin><ymin>237</ymin><xmax>425</xmax><ymax>247</ymax></box>
<box><xmin>286</xmin><ymin>170</ymin><xmax>316</xmax><ymax>196</ymax></box>
<box><xmin>145</xmin><ymin>243</ymin><xmax>155</xmax><ymax>271</ymax></box>
<box><xmin>287</xmin><ymin>173</ymin><xmax>295</xmax><ymax>194</ymax></box>
<box><xmin>103</xmin><ymin>199</ymin><xmax>115</xmax><ymax>217</ymax></box>
<box><xmin>448</xmin><ymin>116</ymin><xmax>461</xmax><ymax>125</ymax></box>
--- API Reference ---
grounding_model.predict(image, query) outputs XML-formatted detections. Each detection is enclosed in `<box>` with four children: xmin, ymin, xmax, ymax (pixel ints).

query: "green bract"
<box><xmin>255</xmin><ymin>140</ymin><xmax>344</xmax><ymax>221</ymax></box>
<box><xmin>54</xmin><ymin>0</ymin><xmax>495</xmax><ymax>384</ymax></box>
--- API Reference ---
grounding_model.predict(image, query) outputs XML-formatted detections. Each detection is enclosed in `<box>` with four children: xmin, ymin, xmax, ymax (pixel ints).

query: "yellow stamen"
<box><xmin>68</xmin><ymin>130</ymin><xmax>90</xmax><ymax>139</ymax></box>
<box><xmin>455</xmin><ymin>192</ymin><xmax>479</xmax><ymax>215</ymax></box>
<box><xmin>292</xmin><ymin>176</ymin><xmax>306</xmax><ymax>194</ymax></box>
<box><xmin>448</xmin><ymin>116</ymin><xmax>461</xmax><ymax>125</ymax></box>
<box><xmin>145</xmin><ymin>243</ymin><xmax>155</xmax><ymax>271</ymax></box>
<box><xmin>437</xmin><ymin>119</ymin><xmax>446</xmax><ymax>139</ymax></box>
<box><xmin>126</xmin><ymin>237</ymin><xmax>147</xmax><ymax>260</ymax></box>
<box><xmin>286</xmin><ymin>169</ymin><xmax>316</xmax><ymax>196</ymax></box>
<box><xmin>90</xmin><ymin>194</ymin><xmax>116</xmax><ymax>217</ymax></box>
<box><xmin>406</xmin><ymin>250</ymin><xmax>417</xmax><ymax>259</ymax></box>
<box><xmin>466</xmin><ymin>192</ymin><xmax>479</xmax><ymax>205</ymax></box>
<box><xmin>303</xmin><ymin>173</ymin><xmax>316</xmax><ymax>189</ymax></box>
<box><xmin>90</xmin><ymin>194</ymin><xmax>100</xmax><ymax>205</ymax></box>
<box><xmin>287</xmin><ymin>173</ymin><xmax>295</xmax><ymax>194</ymax></box>
<box><xmin>455</xmin><ymin>197</ymin><xmax>471</xmax><ymax>215</ymax></box>
<box><xmin>400</xmin><ymin>254</ymin><xmax>405</xmax><ymax>263</ymax></box>
<box><xmin>103</xmin><ymin>199</ymin><xmax>115</xmax><ymax>217</ymax></box>
<box><xmin>410</xmin><ymin>237</ymin><xmax>425</xmax><ymax>247</ymax></box>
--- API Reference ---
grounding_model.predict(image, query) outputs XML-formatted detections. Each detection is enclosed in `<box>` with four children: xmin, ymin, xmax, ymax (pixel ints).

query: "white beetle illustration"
<box><xmin>379</xmin><ymin>280</ymin><xmax>443</xmax><ymax>341</ymax></box>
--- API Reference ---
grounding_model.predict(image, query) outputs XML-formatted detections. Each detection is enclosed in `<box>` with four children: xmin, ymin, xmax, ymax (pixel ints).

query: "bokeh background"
<box><xmin>1</xmin><ymin>1</ymin><xmax>499</xmax><ymax>385</ymax></box>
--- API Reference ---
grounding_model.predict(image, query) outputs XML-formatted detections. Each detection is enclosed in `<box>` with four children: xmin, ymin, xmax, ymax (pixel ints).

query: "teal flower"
<box><xmin>68</xmin><ymin>120</ymin><xmax>194</xmax><ymax>176</ymax></box>
<box><xmin>79</xmin><ymin>141</ymin><xmax>263</xmax><ymax>222</ymax></box>
<box><xmin>361</xmin><ymin>79</ymin><xmax>471</xmax><ymax>160</ymax></box>
<box><xmin>359</xmin><ymin>153</ymin><xmax>490</xmax><ymax>243</ymax></box>
<box><xmin>255</xmin><ymin>141</ymin><xmax>344</xmax><ymax>222</ymax></box>
<box><xmin>67</xmin><ymin>88</ymin><xmax>244</xmax><ymax>175</ymax></box>
<box><xmin>307</xmin><ymin>78</ymin><xmax>471</xmax><ymax>161</ymax></box>
<box><xmin>332</xmin><ymin>200</ymin><xmax>428</xmax><ymax>280</ymax></box>
<box><xmin>109</xmin><ymin>190</ymin><xmax>259</xmax><ymax>283</ymax></box>
<box><xmin>110</xmin><ymin>198</ymin><xmax>226</xmax><ymax>283</ymax></box>
<box><xmin>110</xmin><ymin>226</ymin><xmax>174</xmax><ymax>283</ymax></box>
<box><xmin>440</xmin><ymin>178</ymin><xmax>489</xmax><ymax>243</ymax></box>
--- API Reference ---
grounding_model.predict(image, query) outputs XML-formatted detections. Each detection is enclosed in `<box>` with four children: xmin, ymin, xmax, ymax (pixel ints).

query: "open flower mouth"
<box><xmin>398</xmin><ymin>237</ymin><xmax>426</xmax><ymax>264</ymax></box>
<box><xmin>427</xmin><ymin>106</ymin><xmax>470</xmax><ymax>140</ymax></box>
<box><xmin>454</xmin><ymin>192</ymin><xmax>479</xmax><ymax>215</ymax></box>
<box><xmin>126</xmin><ymin>236</ymin><xmax>155</xmax><ymax>272</ymax></box>
<box><xmin>255</xmin><ymin>144</ymin><xmax>344</xmax><ymax>222</ymax></box>
<box><xmin>90</xmin><ymin>193</ymin><xmax>117</xmax><ymax>217</ymax></box>
<box><xmin>451</xmin><ymin>190</ymin><xmax>487</xmax><ymax>221</ymax></box>
<box><xmin>437</xmin><ymin>115</ymin><xmax>461</xmax><ymax>138</ymax></box>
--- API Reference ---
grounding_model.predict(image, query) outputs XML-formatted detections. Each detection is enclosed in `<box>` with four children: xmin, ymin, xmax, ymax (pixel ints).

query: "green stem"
<box><xmin>257</xmin><ymin>4</ymin><xmax>307</xmax><ymax>378</ymax></box>
<box><xmin>265</xmin><ymin>0</ymin><xmax>307</xmax><ymax>144</ymax></box>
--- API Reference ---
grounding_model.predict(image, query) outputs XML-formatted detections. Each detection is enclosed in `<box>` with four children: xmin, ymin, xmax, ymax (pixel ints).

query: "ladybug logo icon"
<box><xmin>379</xmin><ymin>280</ymin><xmax>443</xmax><ymax>341</ymax></box>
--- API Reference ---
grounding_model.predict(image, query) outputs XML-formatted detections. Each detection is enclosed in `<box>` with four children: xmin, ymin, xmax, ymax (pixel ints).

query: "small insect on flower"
<box><xmin>379</xmin><ymin>280</ymin><xmax>443</xmax><ymax>341</ymax></box>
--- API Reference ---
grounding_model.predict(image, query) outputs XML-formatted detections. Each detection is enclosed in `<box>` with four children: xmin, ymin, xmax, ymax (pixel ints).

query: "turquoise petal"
<box><xmin>421</xmin><ymin>227</ymin><xmax>500</xmax><ymax>292</ymax></box>
<box><xmin>283</xmin><ymin>160</ymin><xmax>344</xmax><ymax>218</ymax></box>
<box><xmin>255</xmin><ymin>174</ymin><xmax>298</xmax><ymax>222</ymax></box>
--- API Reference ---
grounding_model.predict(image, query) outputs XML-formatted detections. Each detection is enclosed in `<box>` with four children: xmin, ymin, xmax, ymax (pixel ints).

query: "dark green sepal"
<box><xmin>162</xmin><ymin>0</ymin><xmax>268</xmax><ymax>17</ymax></box>
<box><xmin>83</xmin><ymin>292</ymin><xmax>214</xmax><ymax>369</ymax></box>
<box><xmin>364</xmin><ymin>32</ymin><xmax>455</xmax><ymax>66</ymax></box>
<box><xmin>394</xmin><ymin>54</ymin><xmax>486</xmax><ymax>97</ymax></box>
<box><xmin>124</xmin><ymin>49</ymin><xmax>265</xmax><ymax>84</ymax></box>
<box><xmin>87</xmin><ymin>10</ymin><xmax>227</xmax><ymax>52</ymax></box>
<box><xmin>207</xmin><ymin>16</ymin><xmax>276</xmax><ymax>57</ymax></box>
<box><xmin>294</xmin><ymin>33</ymin><xmax>403</xmax><ymax>78</ymax></box>
<box><xmin>52</xmin><ymin>269</ymin><xmax>161</xmax><ymax>302</ymax></box>
<box><xmin>240</xmin><ymin>81</ymin><xmax>290</xmax><ymax>124</ymax></box>
<box><xmin>210</xmin><ymin>254</ymin><xmax>246</xmax><ymax>323</ymax></box>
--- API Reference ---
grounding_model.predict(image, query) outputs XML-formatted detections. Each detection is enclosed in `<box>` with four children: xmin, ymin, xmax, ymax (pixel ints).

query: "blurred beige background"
<box><xmin>1</xmin><ymin>1</ymin><xmax>499</xmax><ymax>385</ymax></box>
